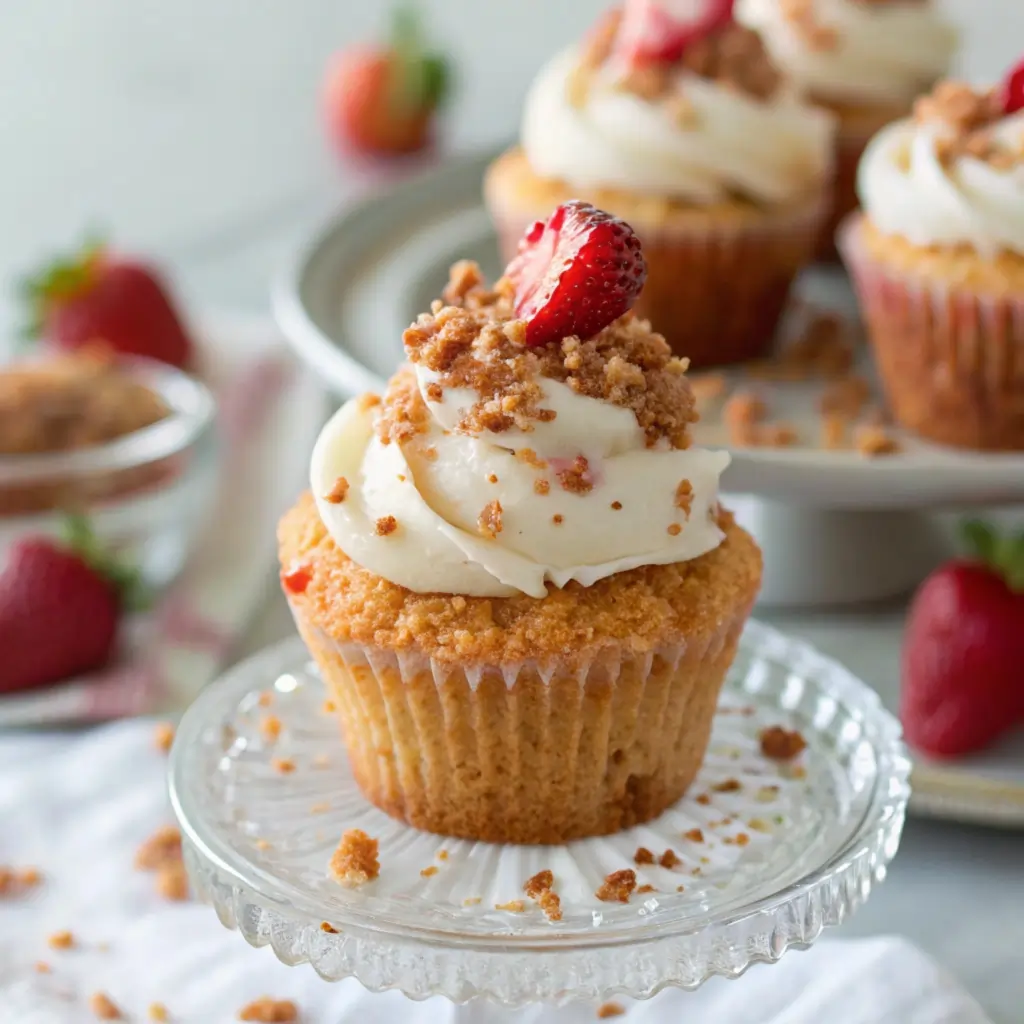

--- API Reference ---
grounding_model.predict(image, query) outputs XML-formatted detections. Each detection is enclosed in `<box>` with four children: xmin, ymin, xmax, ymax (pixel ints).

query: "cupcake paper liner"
<box><xmin>291</xmin><ymin>610</ymin><xmax>750</xmax><ymax>845</ymax></box>
<box><xmin>492</xmin><ymin>198</ymin><xmax>826</xmax><ymax>369</ymax></box>
<box><xmin>840</xmin><ymin>215</ymin><xmax>1024</xmax><ymax>450</ymax></box>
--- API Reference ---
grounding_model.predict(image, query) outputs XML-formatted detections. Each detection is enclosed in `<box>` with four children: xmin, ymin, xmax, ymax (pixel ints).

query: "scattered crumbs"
<box><xmin>700</xmin><ymin>857</ymin><xmax>710</xmax><ymax>865</ymax></box>
<box><xmin>756</xmin><ymin>784</ymin><xmax>781</xmax><ymax>803</ymax></box>
<box><xmin>760</xmin><ymin>726</ymin><xmax>807</xmax><ymax>761</ymax></box>
<box><xmin>723</xmin><ymin>391</ymin><xmax>766</xmax><ymax>430</ymax></box>
<box><xmin>16</xmin><ymin>866</ymin><xmax>42</xmax><ymax>889</ymax></box>
<box><xmin>676</xmin><ymin>884</ymin><xmax>686</xmax><ymax>892</ymax></box>
<box><xmin>477</xmin><ymin>499</ymin><xmax>503</xmax><ymax>539</ymax></box>
<box><xmin>748</xmin><ymin>818</ymin><xmax>772</xmax><ymax>833</ymax></box>
<box><xmin>633</xmin><ymin>847</ymin><xmax>655</xmax><ymax>866</ymax></box>
<box><xmin>425</xmin><ymin>381</ymin><xmax>443</xmax><ymax>403</ymax></box>
<box><xmin>153</xmin><ymin>722</ymin><xmax>175</xmax><ymax>754</ymax></box>
<box><xmin>636</xmin><ymin>884</ymin><xmax>656</xmax><ymax>895</ymax></box>
<box><xmin>856</xmin><ymin>424</ymin><xmax>901</xmax><ymax>457</ymax></box>
<box><xmin>320</xmin><ymin>922</ymin><xmax>339</xmax><ymax>933</ymax></box>
<box><xmin>257</xmin><ymin>691</ymin><xmax>273</xmax><ymax>708</ymax></box>
<box><xmin>495</xmin><ymin>900</ymin><xmax>526</xmax><ymax>913</ymax></box>
<box><xmin>375</xmin><ymin>515</ymin><xmax>398</xmax><ymax>536</ymax></box>
<box><xmin>89</xmin><ymin>992</ymin><xmax>123</xmax><ymax>1020</ymax></box>
<box><xmin>684</xmin><ymin>828</ymin><xmax>704</xmax><ymax>843</ymax></box>
<box><xmin>690</xmin><ymin>866</ymin><xmax>703</xmax><ymax>877</ymax></box>
<box><xmin>689</xmin><ymin>372</ymin><xmax>728</xmax><ymax>401</ymax></box>
<box><xmin>255</xmin><ymin>839</ymin><xmax>272</xmax><ymax>851</ymax></box>
<box><xmin>34</xmin><ymin>961</ymin><xmax>51</xmax><ymax>974</ymax></box>
<box><xmin>259</xmin><ymin>713</ymin><xmax>282</xmax><ymax>743</ymax></box>
<box><xmin>312</xmin><ymin>754</ymin><xmax>331</xmax><ymax>769</ymax></box>
<box><xmin>420</xmin><ymin>866</ymin><xmax>439</xmax><ymax>878</ymax></box>
<box><xmin>523</xmin><ymin>870</ymin><xmax>554</xmax><ymax>899</ymax></box>
<box><xmin>516</xmin><ymin>448</ymin><xmax>547</xmax><ymax>470</ymax></box>
<box><xmin>310</xmin><ymin>802</ymin><xmax>330</xmax><ymax>815</ymax></box>
<box><xmin>156</xmin><ymin>862</ymin><xmax>189</xmax><ymax>902</ymax></box>
<box><xmin>396</xmin><ymin>474</ymin><xmax>406</xmax><ymax>483</ymax></box>
<box><xmin>782</xmin><ymin>763</ymin><xmax>808</xmax><ymax>780</ymax></box>
<box><xmin>595</xmin><ymin>869</ymin><xmax>637</xmax><ymax>903</ymax></box>
<box><xmin>674</xmin><ymin>479</ymin><xmax>693</xmax><ymax>517</ymax></box>
<box><xmin>463</xmin><ymin>897</ymin><xmax>482</xmax><ymax>907</ymax></box>
<box><xmin>148</xmin><ymin>1003</ymin><xmax>170</xmax><ymax>1022</ymax></box>
<box><xmin>487</xmin><ymin>473</ymin><xmax>499</xmax><ymax>484</ymax></box>
<box><xmin>667</xmin><ymin>523</ymin><xmax>682</xmax><ymax>536</ymax></box>
<box><xmin>437</xmin><ymin>850</ymin><xmax>449</xmax><ymax>861</ymax></box>
<box><xmin>695</xmin><ymin>793</ymin><xmax>711</xmax><ymax>806</ymax></box>
<box><xmin>134</xmin><ymin>825</ymin><xmax>183</xmax><ymax>871</ymax></box>
<box><xmin>712</xmin><ymin>778</ymin><xmax>742</xmax><ymax>793</ymax></box>
<box><xmin>237</xmin><ymin>996</ymin><xmax>299</xmax><ymax>1022</ymax></box>
<box><xmin>534</xmin><ymin>479</ymin><xmax>550</xmax><ymax>495</ymax></box>
<box><xmin>322</xmin><ymin>700</ymin><xmax>336</xmax><ymax>714</ymax></box>
<box><xmin>552</xmin><ymin>514</ymin><xmax>564</xmax><ymax>525</ymax></box>
<box><xmin>556</xmin><ymin>454</ymin><xmax>593</xmax><ymax>494</ymax></box>
<box><xmin>538</xmin><ymin>889</ymin><xmax>562</xmax><ymax>921</ymax></box>
<box><xmin>329</xmin><ymin>829</ymin><xmax>379</xmax><ymax>889</ymax></box>
<box><xmin>48</xmin><ymin>930</ymin><xmax>74</xmax><ymax>950</ymax></box>
<box><xmin>736</xmin><ymin>832</ymin><xmax>750</xmax><ymax>846</ymax></box>
<box><xmin>659</xmin><ymin>849</ymin><xmax>681</xmax><ymax>869</ymax></box>
<box><xmin>324</xmin><ymin>476</ymin><xmax>349</xmax><ymax>504</ymax></box>
<box><xmin>597</xmin><ymin>1001</ymin><xmax>626</xmax><ymax>1018</ymax></box>
<box><xmin>422</xmin><ymin>446</ymin><xmax>438</xmax><ymax>461</ymax></box>
<box><xmin>611</xmin><ymin>500</ymin><xmax>622</xmax><ymax>510</ymax></box>
<box><xmin>271</xmin><ymin>757</ymin><xmax>296</xmax><ymax>774</ymax></box>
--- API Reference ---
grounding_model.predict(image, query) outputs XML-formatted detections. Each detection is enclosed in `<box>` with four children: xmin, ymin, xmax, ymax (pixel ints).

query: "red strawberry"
<box><xmin>505</xmin><ymin>201</ymin><xmax>648</xmax><ymax>349</ymax></box>
<box><xmin>614</xmin><ymin>0</ymin><xmax>735</xmax><ymax>66</ymax></box>
<box><xmin>0</xmin><ymin>517</ymin><xmax>143</xmax><ymax>694</ymax></box>
<box><xmin>323</xmin><ymin>6</ymin><xmax>450</xmax><ymax>156</ymax></box>
<box><xmin>900</xmin><ymin>521</ymin><xmax>1024</xmax><ymax>759</ymax></box>
<box><xmin>21</xmin><ymin>242</ymin><xmax>195</xmax><ymax>369</ymax></box>
<box><xmin>1000</xmin><ymin>57</ymin><xmax>1024</xmax><ymax>115</ymax></box>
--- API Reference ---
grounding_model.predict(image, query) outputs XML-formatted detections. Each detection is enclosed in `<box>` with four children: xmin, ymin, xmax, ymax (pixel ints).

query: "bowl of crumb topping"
<box><xmin>0</xmin><ymin>350</ymin><xmax>217</xmax><ymax>590</ymax></box>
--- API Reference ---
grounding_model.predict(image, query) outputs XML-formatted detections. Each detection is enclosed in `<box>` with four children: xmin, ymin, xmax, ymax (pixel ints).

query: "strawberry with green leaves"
<box><xmin>0</xmin><ymin>517</ymin><xmax>145</xmax><ymax>694</ymax></box>
<box><xmin>21</xmin><ymin>241</ymin><xmax>195</xmax><ymax>369</ymax></box>
<box><xmin>323</xmin><ymin>4</ymin><xmax>451</xmax><ymax>157</ymax></box>
<box><xmin>901</xmin><ymin>521</ymin><xmax>1024</xmax><ymax>758</ymax></box>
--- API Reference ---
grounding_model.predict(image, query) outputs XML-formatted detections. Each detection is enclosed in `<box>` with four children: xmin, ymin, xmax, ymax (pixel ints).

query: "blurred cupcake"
<box><xmin>737</xmin><ymin>0</ymin><xmax>957</xmax><ymax>260</ymax></box>
<box><xmin>280</xmin><ymin>202</ymin><xmax>762</xmax><ymax>844</ymax></box>
<box><xmin>484</xmin><ymin>1</ymin><xmax>835</xmax><ymax>368</ymax></box>
<box><xmin>839</xmin><ymin>71</ymin><xmax>1024</xmax><ymax>451</ymax></box>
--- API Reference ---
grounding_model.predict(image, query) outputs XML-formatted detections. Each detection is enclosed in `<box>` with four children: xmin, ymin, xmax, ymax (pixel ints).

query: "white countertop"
<box><xmin>2</xmin><ymin>1</ymin><xmax>1023</xmax><ymax>1018</ymax></box>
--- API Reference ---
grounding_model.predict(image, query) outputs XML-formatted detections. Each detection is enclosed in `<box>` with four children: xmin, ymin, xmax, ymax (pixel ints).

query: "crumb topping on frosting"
<box><xmin>401</xmin><ymin>262</ymin><xmax>697</xmax><ymax>449</ymax></box>
<box><xmin>914</xmin><ymin>81</ymin><xmax>1020</xmax><ymax>169</ymax></box>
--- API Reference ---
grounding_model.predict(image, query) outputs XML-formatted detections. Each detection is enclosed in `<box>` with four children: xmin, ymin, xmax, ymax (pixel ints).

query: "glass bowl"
<box><xmin>0</xmin><ymin>356</ymin><xmax>217</xmax><ymax>592</ymax></box>
<box><xmin>170</xmin><ymin>623</ymin><xmax>911</xmax><ymax>1007</ymax></box>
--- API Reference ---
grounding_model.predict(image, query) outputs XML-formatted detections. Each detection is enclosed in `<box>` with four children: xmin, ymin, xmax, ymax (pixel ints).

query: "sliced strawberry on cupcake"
<box><xmin>21</xmin><ymin>240</ymin><xmax>195</xmax><ymax>370</ymax></box>
<box><xmin>323</xmin><ymin>4</ymin><xmax>451</xmax><ymax>157</ymax></box>
<box><xmin>0</xmin><ymin>516</ymin><xmax>145</xmax><ymax>694</ymax></box>
<box><xmin>505</xmin><ymin>201</ymin><xmax>648</xmax><ymax>348</ymax></box>
<box><xmin>901</xmin><ymin>521</ymin><xmax>1024</xmax><ymax>758</ymax></box>
<box><xmin>614</xmin><ymin>0</ymin><xmax>735</xmax><ymax>67</ymax></box>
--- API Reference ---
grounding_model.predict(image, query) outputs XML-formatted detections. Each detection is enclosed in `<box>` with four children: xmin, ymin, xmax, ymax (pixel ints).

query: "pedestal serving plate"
<box><xmin>169</xmin><ymin>623</ymin><xmax>910</xmax><ymax>1007</ymax></box>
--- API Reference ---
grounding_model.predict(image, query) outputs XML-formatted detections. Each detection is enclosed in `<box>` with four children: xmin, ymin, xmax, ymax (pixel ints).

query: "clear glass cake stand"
<box><xmin>169</xmin><ymin>622</ymin><xmax>910</xmax><ymax>1007</ymax></box>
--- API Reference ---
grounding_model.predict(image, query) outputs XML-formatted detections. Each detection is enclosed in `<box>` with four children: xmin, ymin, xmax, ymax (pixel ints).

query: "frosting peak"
<box><xmin>310</xmin><ymin>262</ymin><xmax>730</xmax><ymax>599</ymax></box>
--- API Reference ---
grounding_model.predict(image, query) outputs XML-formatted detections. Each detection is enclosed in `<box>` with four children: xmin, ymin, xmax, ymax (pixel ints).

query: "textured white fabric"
<box><xmin>0</xmin><ymin>721</ymin><xmax>991</xmax><ymax>1024</ymax></box>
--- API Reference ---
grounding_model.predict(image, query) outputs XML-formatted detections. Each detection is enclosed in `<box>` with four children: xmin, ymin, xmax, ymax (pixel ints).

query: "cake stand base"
<box><xmin>727</xmin><ymin>497</ymin><xmax>953</xmax><ymax>609</ymax></box>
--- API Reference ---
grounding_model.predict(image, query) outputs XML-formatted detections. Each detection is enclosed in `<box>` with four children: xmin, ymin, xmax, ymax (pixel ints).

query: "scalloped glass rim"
<box><xmin>170</xmin><ymin>621</ymin><xmax>911</xmax><ymax>1003</ymax></box>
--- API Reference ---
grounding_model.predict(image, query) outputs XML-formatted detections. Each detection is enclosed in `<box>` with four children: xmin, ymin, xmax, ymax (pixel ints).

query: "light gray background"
<box><xmin>0</xmin><ymin>3</ymin><xmax>1022</xmax><ymax>1020</ymax></box>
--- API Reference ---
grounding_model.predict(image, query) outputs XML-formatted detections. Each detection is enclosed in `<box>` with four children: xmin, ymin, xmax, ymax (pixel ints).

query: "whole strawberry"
<box><xmin>0</xmin><ymin>517</ymin><xmax>142</xmax><ymax>694</ymax></box>
<box><xmin>506</xmin><ymin>201</ymin><xmax>648</xmax><ymax>348</ymax></box>
<box><xmin>901</xmin><ymin>521</ymin><xmax>1024</xmax><ymax>759</ymax></box>
<box><xmin>21</xmin><ymin>241</ymin><xmax>195</xmax><ymax>369</ymax></box>
<box><xmin>323</xmin><ymin>5</ymin><xmax>451</xmax><ymax>157</ymax></box>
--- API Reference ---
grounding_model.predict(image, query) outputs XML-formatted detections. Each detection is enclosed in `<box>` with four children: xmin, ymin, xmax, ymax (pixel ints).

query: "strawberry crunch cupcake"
<box><xmin>737</xmin><ymin>0</ymin><xmax>957</xmax><ymax>260</ymax></box>
<box><xmin>485</xmin><ymin>0</ymin><xmax>835</xmax><ymax>368</ymax></box>
<box><xmin>279</xmin><ymin>202</ymin><xmax>762</xmax><ymax>844</ymax></box>
<box><xmin>840</xmin><ymin>65</ymin><xmax>1024</xmax><ymax>450</ymax></box>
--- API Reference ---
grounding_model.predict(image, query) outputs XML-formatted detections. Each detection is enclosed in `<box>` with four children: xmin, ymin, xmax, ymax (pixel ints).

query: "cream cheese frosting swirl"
<box><xmin>736</xmin><ymin>0</ymin><xmax>956</xmax><ymax>106</ymax></box>
<box><xmin>521</xmin><ymin>46</ymin><xmax>835</xmax><ymax>206</ymax></box>
<box><xmin>858</xmin><ymin>111</ymin><xmax>1024</xmax><ymax>258</ymax></box>
<box><xmin>310</xmin><ymin>275</ymin><xmax>730</xmax><ymax>600</ymax></box>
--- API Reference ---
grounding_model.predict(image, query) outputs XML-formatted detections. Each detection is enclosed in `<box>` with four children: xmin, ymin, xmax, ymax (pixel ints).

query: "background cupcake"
<box><xmin>738</xmin><ymin>0</ymin><xmax>957</xmax><ymax>260</ymax></box>
<box><xmin>280</xmin><ymin>203</ymin><xmax>762</xmax><ymax>844</ymax></box>
<box><xmin>840</xmin><ymin>70</ymin><xmax>1024</xmax><ymax>451</ymax></box>
<box><xmin>485</xmin><ymin>1</ymin><xmax>835</xmax><ymax>368</ymax></box>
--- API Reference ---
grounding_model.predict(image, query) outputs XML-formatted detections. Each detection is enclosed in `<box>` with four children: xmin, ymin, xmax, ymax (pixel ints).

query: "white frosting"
<box><xmin>858</xmin><ymin>113</ymin><xmax>1024</xmax><ymax>258</ymax></box>
<box><xmin>737</xmin><ymin>0</ymin><xmax>956</xmax><ymax>106</ymax></box>
<box><xmin>311</xmin><ymin>370</ymin><xmax>729</xmax><ymax>599</ymax></box>
<box><xmin>521</xmin><ymin>46</ymin><xmax>834</xmax><ymax>206</ymax></box>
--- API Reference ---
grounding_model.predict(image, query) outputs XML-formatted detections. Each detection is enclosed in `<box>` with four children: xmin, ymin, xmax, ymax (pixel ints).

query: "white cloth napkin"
<box><xmin>0</xmin><ymin>721</ymin><xmax>990</xmax><ymax>1024</ymax></box>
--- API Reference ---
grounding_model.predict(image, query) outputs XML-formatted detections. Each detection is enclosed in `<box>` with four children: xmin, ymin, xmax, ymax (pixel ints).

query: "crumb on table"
<box><xmin>89</xmin><ymin>992</ymin><xmax>123</xmax><ymax>1020</ymax></box>
<box><xmin>47</xmin><ymin>930</ymin><xmax>74</xmax><ymax>949</ymax></box>
<box><xmin>329</xmin><ymin>829</ymin><xmax>379</xmax><ymax>889</ymax></box>
<box><xmin>259</xmin><ymin>713</ymin><xmax>282</xmax><ymax>743</ymax></box>
<box><xmin>156</xmin><ymin>861</ymin><xmax>189</xmax><ymax>902</ymax></box>
<box><xmin>855</xmin><ymin>424</ymin><xmax>901</xmax><ymax>457</ymax></box>
<box><xmin>658</xmin><ymin>849</ymin><xmax>681</xmax><ymax>869</ymax></box>
<box><xmin>597</xmin><ymin>1001</ymin><xmax>626</xmax><ymax>1018</ymax></box>
<box><xmin>495</xmin><ymin>899</ymin><xmax>526</xmax><ymax>913</ymax></box>
<box><xmin>135</xmin><ymin>825</ymin><xmax>182</xmax><ymax>871</ymax></box>
<box><xmin>633</xmin><ymin>847</ymin><xmax>654</xmax><ymax>866</ymax></box>
<box><xmin>760</xmin><ymin>726</ymin><xmax>807</xmax><ymax>761</ymax></box>
<box><xmin>237</xmin><ymin>996</ymin><xmax>299</xmax><ymax>1022</ymax></box>
<box><xmin>271</xmin><ymin>757</ymin><xmax>296</xmax><ymax>774</ymax></box>
<box><xmin>595</xmin><ymin>869</ymin><xmax>637</xmax><ymax>903</ymax></box>
<box><xmin>148</xmin><ymin>1003</ymin><xmax>170</xmax><ymax>1022</ymax></box>
<box><xmin>153</xmin><ymin>722</ymin><xmax>175</xmax><ymax>754</ymax></box>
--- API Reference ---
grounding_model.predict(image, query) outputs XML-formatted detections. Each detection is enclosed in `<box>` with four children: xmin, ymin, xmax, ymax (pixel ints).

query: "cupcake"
<box><xmin>279</xmin><ymin>202</ymin><xmax>762</xmax><ymax>844</ymax></box>
<box><xmin>484</xmin><ymin>1</ymin><xmax>835</xmax><ymax>368</ymax></box>
<box><xmin>737</xmin><ymin>0</ymin><xmax>957</xmax><ymax>260</ymax></box>
<box><xmin>839</xmin><ymin>70</ymin><xmax>1024</xmax><ymax>451</ymax></box>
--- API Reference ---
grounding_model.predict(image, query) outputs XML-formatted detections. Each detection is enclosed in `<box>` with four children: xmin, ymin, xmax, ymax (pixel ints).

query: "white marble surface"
<box><xmin>1</xmin><ymin>1</ymin><xmax>1023</xmax><ymax>1019</ymax></box>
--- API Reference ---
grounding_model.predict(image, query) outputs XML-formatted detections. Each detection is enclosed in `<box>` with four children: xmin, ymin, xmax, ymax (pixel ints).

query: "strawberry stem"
<box><xmin>60</xmin><ymin>513</ymin><xmax>150</xmax><ymax>612</ymax></box>
<box><xmin>388</xmin><ymin>2</ymin><xmax>451</xmax><ymax>114</ymax></box>
<box><xmin>960</xmin><ymin>518</ymin><xmax>1024</xmax><ymax>593</ymax></box>
<box><xmin>18</xmin><ymin>237</ymin><xmax>106</xmax><ymax>341</ymax></box>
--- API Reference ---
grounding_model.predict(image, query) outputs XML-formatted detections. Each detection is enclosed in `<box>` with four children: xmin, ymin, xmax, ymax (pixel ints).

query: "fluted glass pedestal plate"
<box><xmin>169</xmin><ymin>623</ymin><xmax>910</xmax><ymax>1007</ymax></box>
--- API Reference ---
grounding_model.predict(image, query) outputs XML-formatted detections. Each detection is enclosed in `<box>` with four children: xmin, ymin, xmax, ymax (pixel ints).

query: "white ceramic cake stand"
<box><xmin>169</xmin><ymin>624</ymin><xmax>909</xmax><ymax>1007</ymax></box>
<box><xmin>273</xmin><ymin>150</ymin><xmax>1024</xmax><ymax>609</ymax></box>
